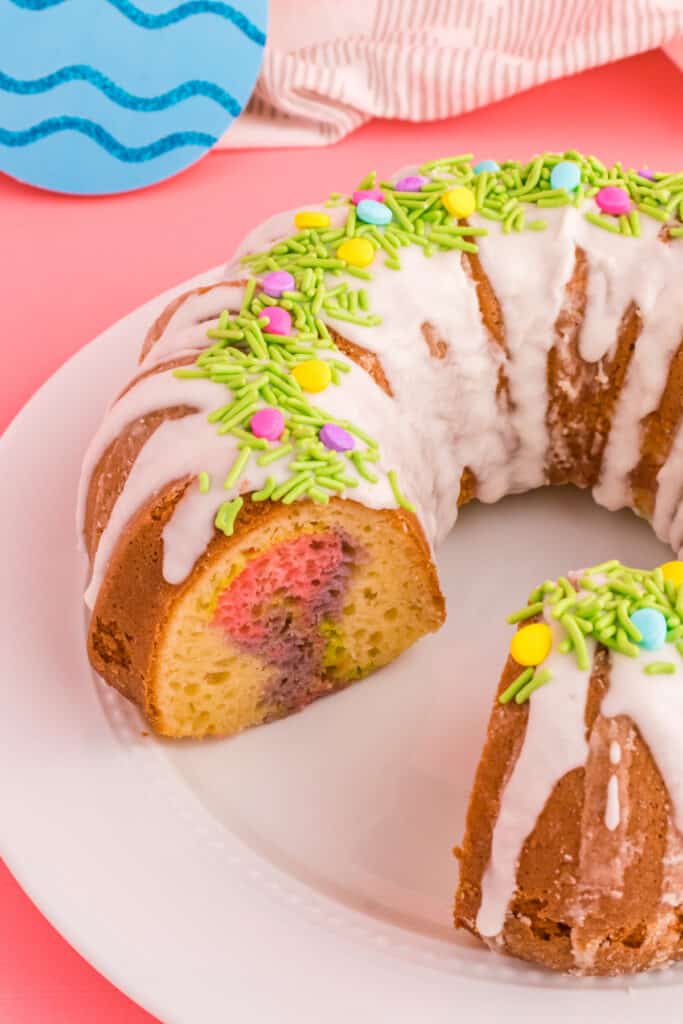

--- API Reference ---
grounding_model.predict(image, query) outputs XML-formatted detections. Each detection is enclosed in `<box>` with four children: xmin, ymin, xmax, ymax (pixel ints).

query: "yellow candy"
<box><xmin>336</xmin><ymin>237</ymin><xmax>375</xmax><ymax>268</ymax></box>
<box><xmin>294</xmin><ymin>211</ymin><xmax>331</xmax><ymax>229</ymax></box>
<box><xmin>292</xmin><ymin>358</ymin><xmax>332</xmax><ymax>393</ymax></box>
<box><xmin>660</xmin><ymin>561</ymin><xmax>683</xmax><ymax>586</ymax></box>
<box><xmin>442</xmin><ymin>186</ymin><xmax>476</xmax><ymax>219</ymax></box>
<box><xmin>510</xmin><ymin>622</ymin><xmax>552</xmax><ymax>667</ymax></box>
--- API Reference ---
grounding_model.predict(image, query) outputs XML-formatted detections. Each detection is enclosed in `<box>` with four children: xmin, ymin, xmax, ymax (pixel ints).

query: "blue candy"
<box><xmin>550</xmin><ymin>160</ymin><xmax>581</xmax><ymax>193</ymax></box>
<box><xmin>630</xmin><ymin>608</ymin><xmax>667</xmax><ymax>651</ymax></box>
<box><xmin>473</xmin><ymin>159</ymin><xmax>500</xmax><ymax>175</ymax></box>
<box><xmin>356</xmin><ymin>198</ymin><xmax>392</xmax><ymax>226</ymax></box>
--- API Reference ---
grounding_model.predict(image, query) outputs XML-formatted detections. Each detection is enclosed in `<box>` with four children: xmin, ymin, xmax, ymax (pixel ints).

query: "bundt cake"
<box><xmin>455</xmin><ymin>559</ymin><xmax>683</xmax><ymax>976</ymax></box>
<box><xmin>79</xmin><ymin>150</ymin><xmax>683</xmax><ymax>745</ymax></box>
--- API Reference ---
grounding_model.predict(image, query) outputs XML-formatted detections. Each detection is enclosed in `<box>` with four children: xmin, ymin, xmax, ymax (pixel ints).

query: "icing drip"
<box><xmin>476</xmin><ymin>620</ymin><xmax>593</xmax><ymax>938</ymax></box>
<box><xmin>593</xmin><ymin>225</ymin><xmax>683</xmax><ymax>518</ymax></box>
<box><xmin>469</xmin><ymin>206</ymin><xmax>576</xmax><ymax>493</ymax></box>
<box><xmin>601</xmin><ymin>642</ymin><xmax>683</xmax><ymax>834</ymax></box>
<box><xmin>83</xmin><ymin>359</ymin><xmax>415</xmax><ymax>607</ymax></box>
<box><xmin>609</xmin><ymin>740</ymin><xmax>622</xmax><ymax>765</ymax></box>
<box><xmin>604</xmin><ymin>774</ymin><xmax>620</xmax><ymax>831</ymax></box>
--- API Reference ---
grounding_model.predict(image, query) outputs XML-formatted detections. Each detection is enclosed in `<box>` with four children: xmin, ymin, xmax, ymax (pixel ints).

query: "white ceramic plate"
<box><xmin>2</xmin><ymin>269</ymin><xmax>682</xmax><ymax>1024</ymax></box>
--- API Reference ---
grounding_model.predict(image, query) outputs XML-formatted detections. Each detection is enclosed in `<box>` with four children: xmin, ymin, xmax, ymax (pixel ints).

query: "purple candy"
<box><xmin>262</xmin><ymin>270</ymin><xmax>295</xmax><ymax>298</ymax></box>
<box><xmin>319</xmin><ymin>423</ymin><xmax>355</xmax><ymax>452</ymax></box>
<box><xmin>250</xmin><ymin>407</ymin><xmax>285</xmax><ymax>441</ymax></box>
<box><xmin>395</xmin><ymin>175</ymin><xmax>428</xmax><ymax>192</ymax></box>
<box><xmin>352</xmin><ymin>187</ymin><xmax>384</xmax><ymax>205</ymax></box>
<box><xmin>638</xmin><ymin>167</ymin><xmax>655</xmax><ymax>180</ymax></box>
<box><xmin>596</xmin><ymin>185</ymin><xmax>631</xmax><ymax>216</ymax></box>
<box><xmin>262</xmin><ymin>305</ymin><xmax>292</xmax><ymax>336</ymax></box>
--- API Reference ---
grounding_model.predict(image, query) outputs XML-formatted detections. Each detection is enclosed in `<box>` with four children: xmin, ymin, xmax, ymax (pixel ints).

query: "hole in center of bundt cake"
<box><xmin>212</xmin><ymin>530</ymin><xmax>363</xmax><ymax>715</ymax></box>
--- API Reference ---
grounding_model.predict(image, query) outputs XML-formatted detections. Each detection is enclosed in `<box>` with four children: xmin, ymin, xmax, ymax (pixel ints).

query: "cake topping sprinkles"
<box><xmin>173</xmin><ymin>151</ymin><xmax>683</xmax><ymax>538</ymax></box>
<box><xmin>503</xmin><ymin>560</ymin><xmax>683</xmax><ymax>703</ymax></box>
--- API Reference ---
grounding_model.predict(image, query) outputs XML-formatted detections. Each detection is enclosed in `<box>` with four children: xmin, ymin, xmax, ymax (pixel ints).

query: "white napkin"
<box><xmin>220</xmin><ymin>0</ymin><xmax>683</xmax><ymax>149</ymax></box>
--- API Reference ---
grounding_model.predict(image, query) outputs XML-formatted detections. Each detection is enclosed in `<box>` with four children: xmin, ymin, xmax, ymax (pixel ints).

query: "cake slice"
<box><xmin>455</xmin><ymin>559</ymin><xmax>683</xmax><ymax>975</ymax></box>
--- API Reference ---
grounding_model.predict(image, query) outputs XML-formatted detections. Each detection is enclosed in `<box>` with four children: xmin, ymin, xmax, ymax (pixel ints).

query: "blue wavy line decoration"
<box><xmin>0</xmin><ymin>67</ymin><xmax>242</xmax><ymax>116</ymax></box>
<box><xmin>0</xmin><ymin>116</ymin><xmax>216</xmax><ymax>162</ymax></box>
<box><xmin>8</xmin><ymin>0</ymin><xmax>266</xmax><ymax>45</ymax></box>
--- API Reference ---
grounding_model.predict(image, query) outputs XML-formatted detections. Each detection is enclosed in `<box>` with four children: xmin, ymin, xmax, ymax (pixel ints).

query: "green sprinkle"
<box><xmin>270</xmin><ymin>471</ymin><xmax>312</xmax><ymax>502</ymax></box>
<box><xmin>644</xmin><ymin>662</ymin><xmax>676</xmax><ymax>675</ymax></box>
<box><xmin>528</xmin><ymin>219</ymin><xmax>548</xmax><ymax>231</ymax></box>
<box><xmin>214</xmin><ymin>497</ymin><xmax>243</xmax><ymax>536</ymax></box>
<box><xmin>315</xmin><ymin>475</ymin><xmax>346</xmax><ymax>492</ymax></box>
<box><xmin>224</xmin><ymin>447</ymin><xmax>251</xmax><ymax>489</ymax></box>
<box><xmin>507</xmin><ymin>601</ymin><xmax>544</xmax><ymax>624</ymax></box>
<box><xmin>638</xmin><ymin>202</ymin><xmax>669</xmax><ymax>222</ymax></box>
<box><xmin>257</xmin><ymin>443</ymin><xmax>293</xmax><ymax>466</ymax></box>
<box><xmin>198</xmin><ymin>471</ymin><xmax>210</xmax><ymax>493</ymax></box>
<box><xmin>515</xmin><ymin>668</ymin><xmax>553</xmax><ymax>704</ymax></box>
<box><xmin>251</xmin><ymin>476</ymin><xmax>276</xmax><ymax>501</ymax></box>
<box><xmin>499</xmin><ymin>667</ymin><xmax>534</xmax><ymax>705</ymax></box>
<box><xmin>307</xmin><ymin>484</ymin><xmax>330</xmax><ymax>504</ymax></box>
<box><xmin>561</xmin><ymin>614</ymin><xmax>590</xmax><ymax>670</ymax></box>
<box><xmin>617</xmin><ymin>599</ymin><xmax>642</xmax><ymax>642</ymax></box>
<box><xmin>670</xmin><ymin>227</ymin><xmax>683</xmax><ymax>238</ymax></box>
<box><xmin>585</xmin><ymin>212</ymin><xmax>621</xmax><ymax>234</ymax></box>
<box><xmin>388</xmin><ymin>469</ymin><xmax>415</xmax><ymax>512</ymax></box>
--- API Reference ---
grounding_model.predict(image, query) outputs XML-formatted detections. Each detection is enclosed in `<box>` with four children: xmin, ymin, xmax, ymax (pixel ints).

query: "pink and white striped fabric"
<box><xmin>221</xmin><ymin>0</ymin><xmax>683</xmax><ymax>148</ymax></box>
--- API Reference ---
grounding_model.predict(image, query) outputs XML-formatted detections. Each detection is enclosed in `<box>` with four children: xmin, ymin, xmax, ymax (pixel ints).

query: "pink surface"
<box><xmin>1</xmin><ymin>47</ymin><xmax>682</xmax><ymax>1024</ymax></box>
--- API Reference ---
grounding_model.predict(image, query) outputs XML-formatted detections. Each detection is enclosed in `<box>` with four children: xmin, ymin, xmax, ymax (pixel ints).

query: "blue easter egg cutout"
<box><xmin>0</xmin><ymin>0</ymin><xmax>268</xmax><ymax>194</ymax></box>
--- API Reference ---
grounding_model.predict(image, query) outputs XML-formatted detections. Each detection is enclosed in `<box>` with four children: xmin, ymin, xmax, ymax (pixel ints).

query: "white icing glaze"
<box><xmin>609</xmin><ymin>740</ymin><xmax>622</xmax><ymax>765</ymax></box>
<box><xmin>79</xmin><ymin>166</ymin><xmax>683</xmax><ymax>619</ymax></box>
<box><xmin>593</xmin><ymin>222</ymin><xmax>683</xmax><ymax>518</ymax></box>
<box><xmin>470</xmin><ymin>206</ymin><xmax>576</xmax><ymax>493</ymax></box>
<box><xmin>476</xmin><ymin>620</ymin><xmax>593</xmax><ymax>938</ymax></box>
<box><xmin>81</xmin><ymin>354</ymin><xmax>421</xmax><ymax>606</ymax></box>
<box><xmin>602</xmin><ymin>644</ymin><xmax>683</xmax><ymax>833</ymax></box>
<box><xmin>604</xmin><ymin>773</ymin><xmax>620</xmax><ymax>831</ymax></box>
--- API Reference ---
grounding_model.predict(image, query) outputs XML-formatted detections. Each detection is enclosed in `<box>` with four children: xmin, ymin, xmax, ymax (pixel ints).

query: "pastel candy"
<box><xmin>638</xmin><ymin>168</ymin><xmax>655</xmax><ymax>180</ymax></box>
<box><xmin>336</xmin><ymin>237</ymin><xmax>375</xmax><ymax>267</ymax></box>
<box><xmin>630</xmin><ymin>608</ymin><xmax>667</xmax><ymax>651</ymax></box>
<box><xmin>294</xmin><ymin>211</ymin><xmax>330</xmax><ymax>229</ymax></box>
<box><xmin>596</xmin><ymin>186</ymin><xmax>631</xmax><ymax>216</ymax></box>
<box><xmin>250</xmin><ymin>408</ymin><xmax>285</xmax><ymax>441</ymax></box>
<box><xmin>394</xmin><ymin>175</ymin><xmax>428</xmax><ymax>192</ymax></box>
<box><xmin>262</xmin><ymin>306</ymin><xmax>292</xmax><ymax>336</ymax></box>
<box><xmin>356</xmin><ymin>198</ymin><xmax>392</xmax><ymax>226</ymax></box>
<box><xmin>550</xmin><ymin>160</ymin><xmax>581</xmax><ymax>192</ymax></box>
<box><xmin>442</xmin><ymin>186</ymin><xmax>476</xmax><ymax>219</ymax></box>
<box><xmin>319</xmin><ymin>423</ymin><xmax>354</xmax><ymax>452</ymax></box>
<box><xmin>473</xmin><ymin>159</ymin><xmax>499</xmax><ymax>174</ymax></box>
<box><xmin>292</xmin><ymin>358</ymin><xmax>332</xmax><ymax>393</ymax></box>
<box><xmin>660</xmin><ymin>560</ymin><xmax>683</xmax><ymax>586</ymax></box>
<box><xmin>510</xmin><ymin>622</ymin><xmax>552</xmax><ymax>667</ymax></box>
<box><xmin>352</xmin><ymin>188</ymin><xmax>384</xmax><ymax>204</ymax></box>
<box><xmin>261</xmin><ymin>270</ymin><xmax>295</xmax><ymax>298</ymax></box>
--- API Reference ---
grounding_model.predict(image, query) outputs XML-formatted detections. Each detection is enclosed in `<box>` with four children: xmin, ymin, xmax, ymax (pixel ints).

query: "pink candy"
<box><xmin>352</xmin><ymin>187</ymin><xmax>384</xmax><ymax>204</ymax></box>
<box><xmin>395</xmin><ymin>175</ymin><xmax>428</xmax><ymax>192</ymax></box>
<box><xmin>638</xmin><ymin>168</ymin><xmax>655</xmax><ymax>180</ymax></box>
<box><xmin>261</xmin><ymin>270</ymin><xmax>295</xmax><ymax>298</ymax></box>
<box><xmin>596</xmin><ymin>185</ymin><xmax>631</xmax><ymax>216</ymax></box>
<box><xmin>250</xmin><ymin>407</ymin><xmax>285</xmax><ymax>441</ymax></box>
<box><xmin>262</xmin><ymin>305</ymin><xmax>292</xmax><ymax>336</ymax></box>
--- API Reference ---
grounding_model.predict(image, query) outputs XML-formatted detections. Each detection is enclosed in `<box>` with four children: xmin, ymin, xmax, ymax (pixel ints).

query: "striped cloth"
<box><xmin>220</xmin><ymin>0</ymin><xmax>683</xmax><ymax>148</ymax></box>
